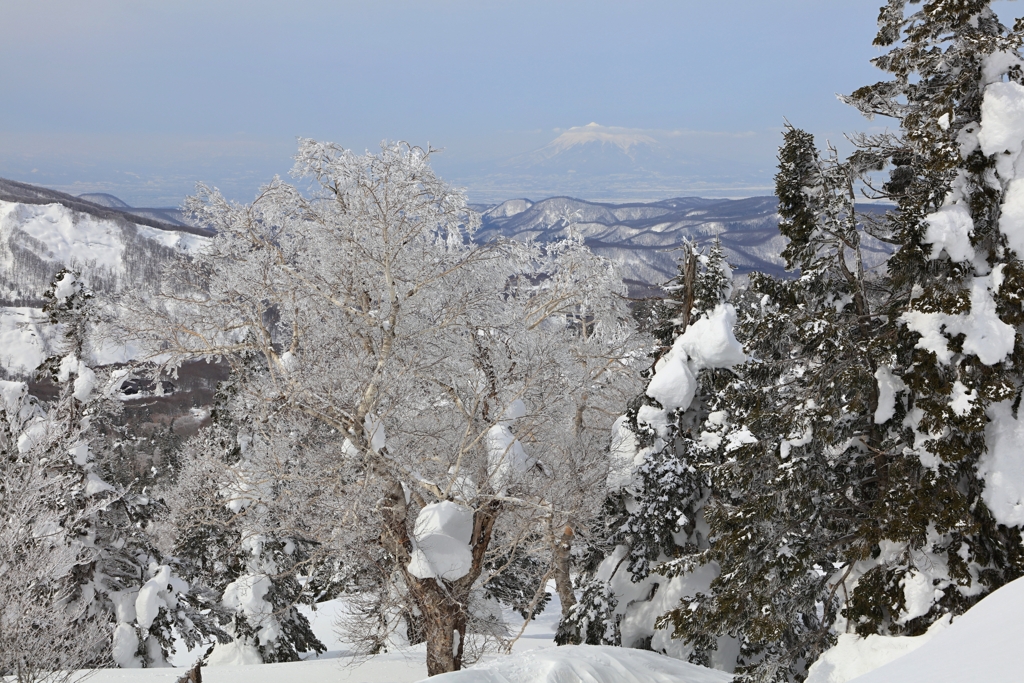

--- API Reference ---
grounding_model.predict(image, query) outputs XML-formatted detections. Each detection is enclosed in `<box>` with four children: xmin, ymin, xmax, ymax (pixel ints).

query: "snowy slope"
<box><xmin>77</xmin><ymin>590</ymin><xmax>732</xmax><ymax>683</ymax></box>
<box><xmin>0</xmin><ymin>195</ymin><xmax>207</xmax><ymax>377</ymax></box>
<box><xmin>425</xmin><ymin>645</ymin><xmax>733</xmax><ymax>683</ymax></box>
<box><xmin>806</xmin><ymin>575</ymin><xmax>1024</xmax><ymax>683</ymax></box>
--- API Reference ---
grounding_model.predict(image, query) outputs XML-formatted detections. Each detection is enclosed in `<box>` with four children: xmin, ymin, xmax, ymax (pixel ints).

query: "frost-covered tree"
<box><xmin>121</xmin><ymin>141</ymin><xmax>640</xmax><ymax>675</ymax></box>
<box><xmin>0</xmin><ymin>381</ymin><xmax>109</xmax><ymax>683</ymax></box>
<box><xmin>2</xmin><ymin>271</ymin><xmax>226</xmax><ymax>670</ymax></box>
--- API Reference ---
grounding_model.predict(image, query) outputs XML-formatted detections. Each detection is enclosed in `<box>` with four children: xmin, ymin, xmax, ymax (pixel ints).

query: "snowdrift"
<box><xmin>813</xmin><ymin>574</ymin><xmax>1024</xmax><ymax>683</ymax></box>
<box><xmin>419</xmin><ymin>645</ymin><xmax>733</xmax><ymax>683</ymax></box>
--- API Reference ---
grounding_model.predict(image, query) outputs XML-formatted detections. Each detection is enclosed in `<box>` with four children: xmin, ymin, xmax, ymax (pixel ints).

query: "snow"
<box><xmin>675</xmin><ymin>304</ymin><xmax>747</xmax><ymax>371</ymax></box>
<box><xmin>900</xmin><ymin>273</ymin><xmax>1015</xmax><ymax>365</ymax></box>
<box><xmin>607</xmin><ymin>415</ymin><xmax>643</xmax><ymax>492</ymax></box>
<box><xmin>804</xmin><ymin>616</ymin><xmax>950</xmax><ymax>683</ymax></box>
<box><xmin>896</xmin><ymin>570</ymin><xmax>945</xmax><ymax>625</ymax></box>
<box><xmin>485</xmin><ymin>424</ymin><xmax>534</xmax><ymax>491</ymax></box>
<box><xmin>872</xmin><ymin>366</ymin><xmax>905</xmax><ymax>424</ymax></box>
<box><xmin>67</xmin><ymin>583</ymin><xmax>737</xmax><ymax>683</ymax></box>
<box><xmin>111</xmin><ymin>623</ymin><xmax>141</xmax><ymax>668</ymax></box>
<box><xmin>948</xmin><ymin>381</ymin><xmax>976</xmax><ymax>417</ymax></box>
<box><xmin>0</xmin><ymin>199</ymin><xmax>209</xmax><ymax>376</ymax></box>
<box><xmin>979</xmin><ymin>79</ymin><xmax>1024</xmax><ymax>256</ymax></box>
<box><xmin>978</xmin><ymin>399</ymin><xmax>1024</xmax><ymax>527</ymax></box>
<box><xmin>135</xmin><ymin>567</ymin><xmax>169</xmax><ymax>630</ymax></box>
<box><xmin>423</xmin><ymin>645</ymin><xmax>733</xmax><ymax>683</ymax></box>
<box><xmin>499</xmin><ymin>398</ymin><xmax>527</xmax><ymax>425</ymax></box>
<box><xmin>996</xmin><ymin>178</ymin><xmax>1024</xmax><ymax>257</ymax></box>
<box><xmin>0</xmin><ymin>379</ymin><xmax>27</xmax><ymax>412</ymax></box>
<box><xmin>54</xmin><ymin>270</ymin><xmax>78</xmax><ymax>301</ymax></box>
<box><xmin>74</xmin><ymin>363</ymin><xmax>97</xmax><ymax>401</ymax></box>
<box><xmin>780</xmin><ymin>423</ymin><xmax>812</xmax><ymax>459</ymax></box>
<box><xmin>982</xmin><ymin>51</ymin><xmax>1024</xmax><ymax>86</ymax></box>
<box><xmin>407</xmin><ymin>501</ymin><xmax>475</xmax><ymax>581</ymax></box>
<box><xmin>641</xmin><ymin>304</ymin><xmax>745</xmax><ymax>437</ymax></box>
<box><xmin>365</xmin><ymin>413</ymin><xmax>386</xmax><ymax>453</ymax></box>
<box><xmin>0</xmin><ymin>307</ymin><xmax>55</xmax><ymax>376</ymax></box>
<box><xmin>978</xmin><ymin>81</ymin><xmax>1024</xmax><ymax>182</ymax></box>
<box><xmin>921</xmin><ymin>203</ymin><xmax>975</xmax><ymax>262</ymax></box>
<box><xmin>85</xmin><ymin>471</ymin><xmax>115</xmax><ymax>496</ymax></box>
<box><xmin>644</xmin><ymin>348</ymin><xmax>696</xmax><ymax>415</ymax></box>
<box><xmin>847</xmin><ymin>575</ymin><xmax>1024</xmax><ymax>683</ymax></box>
<box><xmin>207</xmin><ymin>640</ymin><xmax>265</xmax><ymax>667</ymax></box>
<box><xmin>216</xmin><ymin>571</ymin><xmax>283</xmax><ymax>655</ymax></box>
<box><xmin>136</xmin><ymin>223</ymin><xmax>207</xmax><ymax>253</ymax></box>
<box><xmin>0</xmin><ymin>200</ymin><xmax>126</xmax><ymax>272</ymax></box>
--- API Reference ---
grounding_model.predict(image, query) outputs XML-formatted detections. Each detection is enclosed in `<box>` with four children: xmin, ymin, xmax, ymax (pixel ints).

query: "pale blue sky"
<box><xmin>2</xmin><ymin>1</ymin><xmax>1022</xmax><ymax>205</ymax></box>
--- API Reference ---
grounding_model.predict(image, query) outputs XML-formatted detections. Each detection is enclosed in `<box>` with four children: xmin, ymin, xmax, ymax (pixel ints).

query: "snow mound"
<box><xmin>901</xmin><ymin>272</ymin><xmax>1015</xmax><ymax>365</ymax></box>
<box><xmin>922</xmin><ymin>203</ymin><xmax>975</xmax><ymax>262</ymax></box>
<box><xmin>407</xmin><ymin>501</ymin><xmax>475</xmax><ymax>581</ymax></box>
<box><xmin>421</xmin><ymin>645</ymin><xmax>733</xmax><ymax>683</ymax></box>
<box><xmin>979</xmin><ymin>399</ymin><xmax>1024</xmax><ymax>527</ymax></box>
<box><xmin>846</xmin><ymin>575</ymin><xmax>1024</xmax><ymax>683</ymax></box>
<box><xmin>676</xmin><ymin>304</ymin><xmax>747</xmax><ymax>371</ymax></box>
<box><xmin>641</xmin><ymin>304</ymin><xmax>745</xmax><ymax>436</ymax></box>
<box><xmin>805</xmin><ymin>616</ymin><xmax>950</xmax><ymax>683</ymax></box>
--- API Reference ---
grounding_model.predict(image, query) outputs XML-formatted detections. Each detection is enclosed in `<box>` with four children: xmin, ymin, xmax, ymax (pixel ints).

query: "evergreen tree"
<box><xmin>161</xmin><ymin>365</ymin><xmax>330</xmax><ymax>663</ymax></box>
<box><xmin>660</xmin><ymin>3</ymin><xmax>1024</xmax><ymax>680</ymax></box>
<box><xmin>26</xmin><ymin>270</ymin><xmax>226</xmax><ymax>667</ymax></box>
<box><xmin>560</xmin><ymin>242</ymin><xmax>742</xmax><ymax>662</ymax></box>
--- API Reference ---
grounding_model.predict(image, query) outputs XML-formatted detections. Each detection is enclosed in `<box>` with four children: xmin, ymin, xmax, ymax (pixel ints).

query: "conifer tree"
<box><xmin>559</xmin><ymin>242</ymin><xmax>743</xmax><ymax>660</ymax></box>
<box><xmin>837</xmin><ymin>0</ymin><xmax>1024</xmax><ymax>636</ymax></box>
<box><xmin>162</xmin><ymin>371</ymin><xmax>330</xmax><ymax>663</ymax></box>
<box><xmin>17</xmin><ymin>270</ymin><xmax>227</xmax><ymax>668</ymax></box>
<box><xmin>660</xmin><ymin>3</ymin><xmax>1024</xmax><ymax>680</ymax></box>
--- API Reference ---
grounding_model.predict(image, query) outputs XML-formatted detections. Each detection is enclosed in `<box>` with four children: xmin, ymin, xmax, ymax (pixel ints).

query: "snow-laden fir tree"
<box><xmin>559</xmin><ymin>242</ymin><xmax>745</xmax><ymax>667</ymax></box>
<box><xmin>836</xmin><ymin>0</ymin><xmax>1024</xmax><ymax>636</ymax></box>
<box><xmin>159</xmin><ymin>366</ymin><xmax>329</xmax><ymax>664</ymax></box>
<box><xmin>660</xmin><ymin>3</ymin><xmax>1024</xmax><ymax>681</ymax></box>
<box><xmin>658</xmin><ymin>131</ymin><xmax>893</xmax><ymax>681</ymax></box>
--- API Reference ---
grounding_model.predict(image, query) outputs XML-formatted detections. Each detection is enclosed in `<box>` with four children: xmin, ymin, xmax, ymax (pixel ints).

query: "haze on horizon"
<box><xmin>3</xmin><ymin>1</ymin><xmax>1023</xmax><ymax>207</ymax></box>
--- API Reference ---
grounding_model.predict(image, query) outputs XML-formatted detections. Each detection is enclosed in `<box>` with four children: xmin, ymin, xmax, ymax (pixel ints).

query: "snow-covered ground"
<box><xmin>82</xmin><ymin>588</ymin><xmax>568</xmax><ymax>683</ymax></box>
<box><xmin>808</xmin><ymin>574</ymin><xmax>1024</xmax><ymax>683</ymax></box>
<box><xmin>427</xmin><ymin>645</ymin><xmax>733</xmax><ymax>683</ymax></box>
<box><xmin>72</xmin><ymin>574</ymin><xmax>1024</xmax><ymax>683</ymax></box>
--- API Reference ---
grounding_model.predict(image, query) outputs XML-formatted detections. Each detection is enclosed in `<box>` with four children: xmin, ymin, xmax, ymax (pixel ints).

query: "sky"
<box><xmin>2</xmin><ymin>1</ymin><xmax>1023</xmax><ymax>206</ymax></box>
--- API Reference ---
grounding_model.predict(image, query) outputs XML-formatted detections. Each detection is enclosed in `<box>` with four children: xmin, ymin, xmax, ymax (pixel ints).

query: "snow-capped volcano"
<box><xmin>505</xmin><ymin>122</ymin><xmax>671</xmax><ymax>173</ymax></box>
<box><xmin>537</xmin><ymin>122</ymin><xmax>658</xmax><ymax>158</ymax></box>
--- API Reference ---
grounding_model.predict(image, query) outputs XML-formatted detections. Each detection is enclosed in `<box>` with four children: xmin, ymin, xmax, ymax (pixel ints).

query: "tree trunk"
<box><xmin>412</xmin><ymin>579</ymin><xmax>469</xmax><ymax>676</ymax></box>
<box><xmin>551</xmin><ymin>521</ymin><xmax>577</xmax><ymax>619</ymax></box>
<box><xmin>380</xmin><ymin>484</ymin><xmax>501</xmax><ymax>676</ymax></box>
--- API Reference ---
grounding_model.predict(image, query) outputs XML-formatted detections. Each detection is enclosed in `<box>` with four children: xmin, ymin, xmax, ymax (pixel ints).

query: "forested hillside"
<box><xmin>3</xmin><ymin>3</ymin><xmax>1024</xmax><ymax>683</ymax></box>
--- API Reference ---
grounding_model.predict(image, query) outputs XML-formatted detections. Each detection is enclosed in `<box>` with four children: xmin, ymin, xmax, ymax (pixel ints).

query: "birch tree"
<box><xmin>124</xmin><ymin>141</ymin><xmax>641</xmax><ymax>675</ymax></box>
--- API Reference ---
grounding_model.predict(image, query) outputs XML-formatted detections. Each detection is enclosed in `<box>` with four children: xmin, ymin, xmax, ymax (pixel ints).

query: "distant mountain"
<box><xmin>443</xmin><ymin>123</ymin><xmax>777</xmax><ymax>203</ymax></box>
<box><xmin>475</xmin><ymin>194</ymin><xmax>893</xmax><ymax>294</ymax></box>
<box><xmin>77</xmin><ymin>192</ymin><xmax>132</xmax><ymax>209</ymax></box>
<box><xmin>0</xmin><ymin>174</ymin><xmax>893</xmax><ymax>320</ymax></box>
<box><xmin>0</xmin><ymin>178</ymin><xmax>206</xmax><ymax>235</ymax></box>
<box><xmin>502</xmin><ymin>123</ymin><xmax>675</xmax><ymax>176</ymax></box>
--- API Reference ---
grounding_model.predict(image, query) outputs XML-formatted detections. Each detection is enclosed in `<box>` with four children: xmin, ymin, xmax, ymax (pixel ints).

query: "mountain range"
<box><xmin>0</xmin><ymin>175</ymin><xmax>895</xmax><ymax>376</ymax></box>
